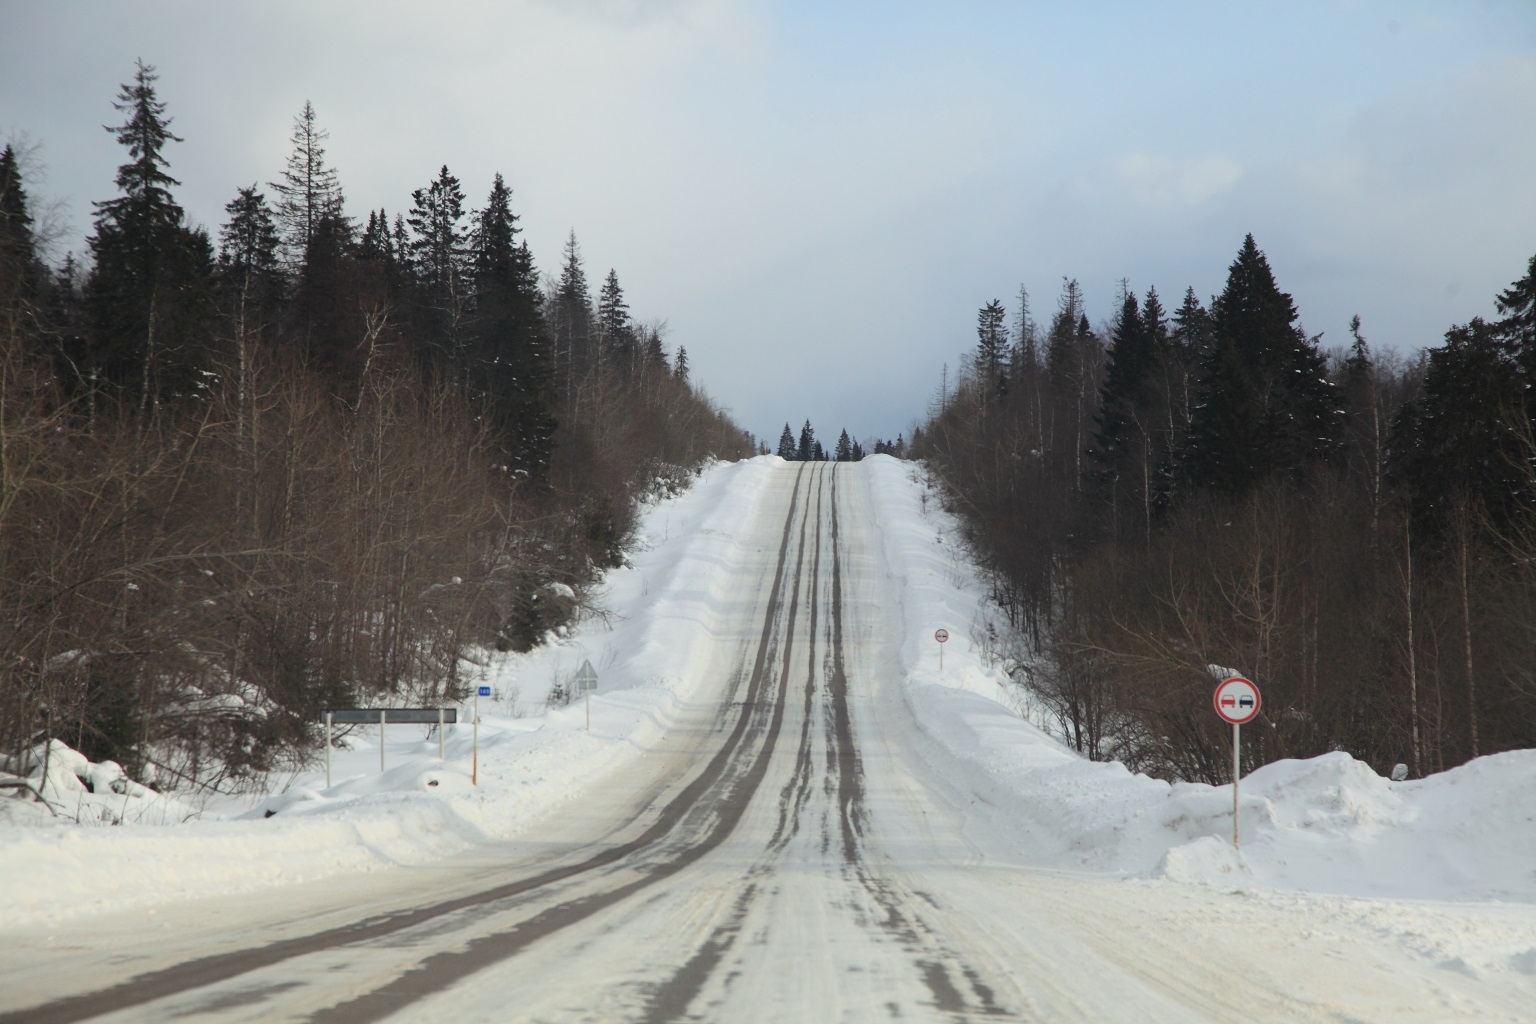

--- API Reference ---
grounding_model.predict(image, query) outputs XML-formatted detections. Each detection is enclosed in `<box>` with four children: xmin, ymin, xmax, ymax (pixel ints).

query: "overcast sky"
<box><xmin>4</xmin><ymin>1</ymin><xmax>1535</xmax><ymax>445</ymax></box>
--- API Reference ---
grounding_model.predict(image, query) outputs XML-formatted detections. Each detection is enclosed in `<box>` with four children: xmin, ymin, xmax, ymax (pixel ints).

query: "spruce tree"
<box><xmin>1181</xmin><ymin>235</ymin><xmax>1337</xmax><ymax>495</ymax></box>
<box><xmin>553</xmin><ymin>230</ymin><xmax>592</xmax><ymax>385</ymax></box>
<box><xmin>1045</xmin><ymin>278</ymin><xmax>1084</xmax><ymax>393</ymax></box>
<box><xmin>976</xmin><ymin>298</ymin><xmax>1008</xmax><ymax>399</ymax></box>
<box><xmin>1391</xmin><ymin>317</ymin><xmax>1527</xmax><ymax>533</ymax></box>
<box><xmin>1497</xmin><ymin>254</ymin><xmax>1536</xmax><ymax>401</ymax></box>
<box><xmin>797</xmin><ymin>420</ymin><xmax>815</xmax><ymax>461</ymax></box>
<box><xmin>597</xmin><ymin>268</ymin><xmax>634</xmax><ymax>372</ymax></box>
<box><xmin>218</xmin><ymin>186</ymin><xmax>280</xmax><ymax>277</ymax></box>
<box><xmin>216</xmin><ymin>185</ymin><xmax>283</xmax><ymax>328</ymax></box>
<box><xmin>641</xmin><ymin>325</ymin><xmax>667</xmax><ymax>373</ymax></box>
<box><xmin>777</xmin><ymin>422</ymin><xmax>797</xmax><ymax>459</ymax></box>
<box><xmin>1090</xmin><ymin>290</ymin><xmax>1158</xmax><ymax>541</ymax></box>
<box><xmin>407</xmin><ymin>165</ymin><xmax>471</xmax><ymax>380</ymax></box>
<box><xmin>1095</xmin><ymin>292</ymin><xmax>1153</xmax><ymax>453</ymax></box>
<box><xmin>673</xmin><ymin>345</ymin><xmax>689</xmax><ymax>383</ymax></box>
<box><xmin>87</xmin><ymin>59</ymin><xmax>216</xmax><ymax>408</ymax></box>
<box><xmin>215</xmin><ymin>185</ymin><xmax>283</xmax><ymax>417</ymax></box>
<box><xmin>289</xmin><ymin>211</ymin><xmax>362</xmax><ymax>381</ymax></box>
<box><xmin>1171</xmin><ymin>286</ymin><xmax>1213</xmax><ymax>356</ymax></box>
<box><xmin>1013</xmin><ymin>284</ymin><xmax>1038</xmax><ymax>372</ymax></box>
<box><xmin>269</xmin><ymin>101</ymin><xmax>344</xmax><ymax>271</ymax></box>
<box><xmin>357</xmin><ymin>209</ymin><xmax>394</xmax><ymax>265</ymax></box>
<box><xmin>1164</xmin><ymin>286</ymin><xmax>1212</xmax><ymax>462</ymax></box>
<box><xmin>471</xmin><ymin>173</ymin><xmax>553</xmax><ymax>480</ymax></box>
<box><xmin>0</xmin><ymin>145</ymin><xmax>44</xmax><ymax>311</ymax></box>
<box><xmin>835</xmin><ymin>428</ymin><xmax>853</xmax><ymax>462</ymax></box>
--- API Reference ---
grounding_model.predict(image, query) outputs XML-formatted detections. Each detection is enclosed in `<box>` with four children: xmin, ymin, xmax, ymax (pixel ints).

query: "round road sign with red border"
<box><xmin>1213</xmin><ymin>676</ymin><xmax>1261</xmax><ymax>725</ymax></box>
<box><xmin>935</xmin><ymin>628</ymin><xmax>949</xmax><ymax>643</ymax></box>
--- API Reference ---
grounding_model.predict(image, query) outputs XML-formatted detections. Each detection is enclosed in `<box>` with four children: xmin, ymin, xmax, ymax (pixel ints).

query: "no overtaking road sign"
<box><xmin>1213</xmin><ymin>674</ymin><xmax>1262</xmax><ymax>850</ymax></box>
<box><xmin>1213</xmin><ymin>676</ymin><xmax>1261</xmax><ymax>725</ymax></box>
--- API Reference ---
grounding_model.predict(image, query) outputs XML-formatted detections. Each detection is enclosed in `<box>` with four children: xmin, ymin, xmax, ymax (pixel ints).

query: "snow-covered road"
<box><xmin>4</xmin><ymin>459</ymin><xmax>1535</xmax><ymax>1022</ymax></box>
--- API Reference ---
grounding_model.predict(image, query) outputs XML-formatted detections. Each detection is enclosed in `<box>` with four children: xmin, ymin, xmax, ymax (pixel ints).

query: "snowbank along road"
<box><xmin>4</xmin><ymin>460</ymin><xmax>1535</xmax><ymax>1022</ymax></box>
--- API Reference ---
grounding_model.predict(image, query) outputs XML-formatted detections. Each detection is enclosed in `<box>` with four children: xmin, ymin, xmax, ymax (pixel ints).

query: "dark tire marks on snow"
<box><xmin>648</xmin><ymin>464</ymin><xmax>1016</xmax><ymax>1022</ymax></box>
<box><xmin>5</xmin><ymin>466</ymin><xmax>816</xmax><ymax>1024</ymax></box>
<box><xmin>314</xmin><ymin>465</ymin><xmax>823</xmax><ymax>1024</ymax></box>
<box><xmin>824</xmin><ymin>466</ymin><xmax>1013</xmax><ymax>1021</ymax></box>
<box><xmin>636</xmin><ymin>464</ymin><xmax>831</xmax><ymax>1023</ymax></box>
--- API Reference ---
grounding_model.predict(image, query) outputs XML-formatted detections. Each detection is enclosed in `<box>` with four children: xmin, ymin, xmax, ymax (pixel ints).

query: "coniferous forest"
<box><xmin>917</xmin><ymin>236</ymin><xmax>1536</xmax><ymax>782</ymax></box>
<box><xmin>0</xmin><ymin>62</ymin><xmax>750</xmax><ymax>788</ymax></box>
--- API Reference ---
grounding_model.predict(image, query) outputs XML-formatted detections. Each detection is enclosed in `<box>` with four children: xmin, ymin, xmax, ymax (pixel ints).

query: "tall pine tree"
<box><xmin>777</xmin><ymin>423</ymin><xmax>797</xmax><ymax>460</ymax></box>
<box><xmin>269</xmin><ymin>101</ymin><xmax>344</xmax><ymax>272</ymax></box>
<box><xmin>406</xmin><ymin>165</ymin><xmax>471</xmax><ymax>382</ymax></box>
<box><xmin>1181</xmin><ymin>235</ymin><xmax>1336</xmax><ymax>495</ymax></box>
<box><xmin>553</xmin><ymin>230</ymin><xmax>592</xmax><ymax>387</ymax></box>
<box><xmin>976</xmin><ymin>298</ymin><xmax>1008</xmax><ymax>400</ymax></box>
<box><xmin>216</xmin><ymin>185</ymin><xmax>283</xmax><ymax>337</ymax></box>
<box><xmin>86</xmin><ymin>59</ymin><xmax>216</xmax><ymax>409</ymax></box>
<box><xmin>1497</xmin><ymin>254</ymin><xmax>1536</xmax><ymax>408</ymax></box>
<box><xmin>1091</xmin><ymin>289</ymin><xmax>1162</xmax><ymax>543</ymax></box>
<box><xmin>1391</xmin><ymin>317</ymin><xmax>1527</xmax><ymax>534</ymax></box>
<box><xmin>471</xmin><ymin>173</ymin><xmax>553</xmax><ymax>480</ymax></box>
<box><xmin>597</xmin><ymin>268</ymin><xmax>634</xmax><ymax>374</ymax></box>
<box><xmin>0</xmin><ymin>145</ymin><xmax>44</xmax><ymax>314</ymax></box>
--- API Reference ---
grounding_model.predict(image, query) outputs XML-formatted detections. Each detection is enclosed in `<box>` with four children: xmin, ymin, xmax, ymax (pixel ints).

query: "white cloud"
<box><xmin>1110</xmin><ymin>153</ymin><xmax>1245</xmax><ymax>210</ymax></box>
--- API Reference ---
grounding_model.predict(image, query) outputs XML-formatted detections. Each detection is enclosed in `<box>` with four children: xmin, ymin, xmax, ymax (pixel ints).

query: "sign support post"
<box><xmin>1212</xmin><ymin>675</ymin><xmax>1261</xmax><ymax>850</ymax></box>
<box><xmin>318</xmin><ymin>708</ymin><xmax>458</xmax><ymax>783</ymax></box>
<box><xmin>473</xmin><ymin>685</ymin><xmax>489</xmax><ymax>786</ymax></box>
<box><xmin>1232</xmin><ymin>721</ymin><xmax>1241</xmax><ymax>848</ymax></box>
<box><xmin>935</xmin><ymin>628</ymin><xmax>949</xmax><ymax>671</ymax></box>
<box><xmin>575</xmin><ymin>660</ymin><xmax>599</xmax><ymax>733</ymax></box>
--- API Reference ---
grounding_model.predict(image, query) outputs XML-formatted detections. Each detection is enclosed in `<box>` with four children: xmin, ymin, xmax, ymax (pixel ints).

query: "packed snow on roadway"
<box><xmin>2</xmin><ymin>455</ymin><xmax>1534</xmax><ymax>985</ymax></box>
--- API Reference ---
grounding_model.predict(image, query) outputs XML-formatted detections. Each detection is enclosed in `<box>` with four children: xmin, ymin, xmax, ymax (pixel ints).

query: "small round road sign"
<box><xmin>1213</xmin><ymin>676</ymin><xmax>1261</xmax><ymax>725</ymax></box>
<box><xmin>935</xmin><ymin>628</ymin><xmax>949</xmax><ymax>643</ymax></box>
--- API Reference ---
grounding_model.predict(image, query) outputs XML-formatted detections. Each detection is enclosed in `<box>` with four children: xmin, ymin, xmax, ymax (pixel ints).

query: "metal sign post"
<box><xmin>1212</xmin><ymin>676</ymin><xmax>1262</xmax><ymax>849</ymax></box>
<box><xmin>318</xmin><ymin>708</ymin><xmax>459</xmax><ymax>783</ymax></box>
<box><xmin>474</xmin><ymin>685</ymin><xmax>489</xmax><ymax>785</ymax></box>
<box><xmin>576</xmin><ymin>660</ymin><xmax>599</xmax><ymax>732</ymax></box>
<box><xmin>935</xmin><ymin>628</ymin><xmax>949</xmax><ymax>671</ymax></box>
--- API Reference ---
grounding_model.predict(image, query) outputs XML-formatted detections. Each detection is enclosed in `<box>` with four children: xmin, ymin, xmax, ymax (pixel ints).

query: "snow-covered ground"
<box><xmin>2</xmin><ymin>454</ymin><xmax>1534</xmax><ymax>1000</ymax></box>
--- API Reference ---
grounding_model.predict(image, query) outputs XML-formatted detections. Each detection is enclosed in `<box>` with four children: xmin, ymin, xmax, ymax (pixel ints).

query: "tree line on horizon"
<box><xmin>917</xmin><ymin>235</ymin><xmax>1536</xmax><ymax>784</ymax></box>
<box><xmin>762</xmin><ymin>419</ymin><xmax>910</xmax><ymax>462</ymax></box>
<box><xmin>0</xmin><ymin>60</ymin><xmax>751</xmax><ymax>793</ymax></box>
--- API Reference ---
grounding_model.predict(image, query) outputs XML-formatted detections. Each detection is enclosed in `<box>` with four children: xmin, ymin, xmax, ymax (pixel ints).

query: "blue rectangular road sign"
<box><xmin>477</xmin><ymin>686</ymin><xmax>491</xmax><ymax>697</ymax></box>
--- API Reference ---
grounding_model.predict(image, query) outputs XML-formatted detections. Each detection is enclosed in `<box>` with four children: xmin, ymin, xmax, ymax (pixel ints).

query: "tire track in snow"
<box><xmin>634</xmin><ymin>462</ymin><xmax>831</xmax><ymax>1022</ymax></box>
<box><xmin>307</xmin><ymin>464</ymin><xmax>818</xmax><ymax>1024</ymax></box>
<box><xmin>639</xmin><ymin>462</ymin><xmax>1016</xmax><ymax>1022</ymax></box>
<box><xmin>5</xmin><ymin>465</ymin><xmax>816</xmax><ymax>1024</ymax></box>
<box><xmin>824</xmin><ymin>464</ymin><xmax>1015</xmax><ymax>1021</ymax></box>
